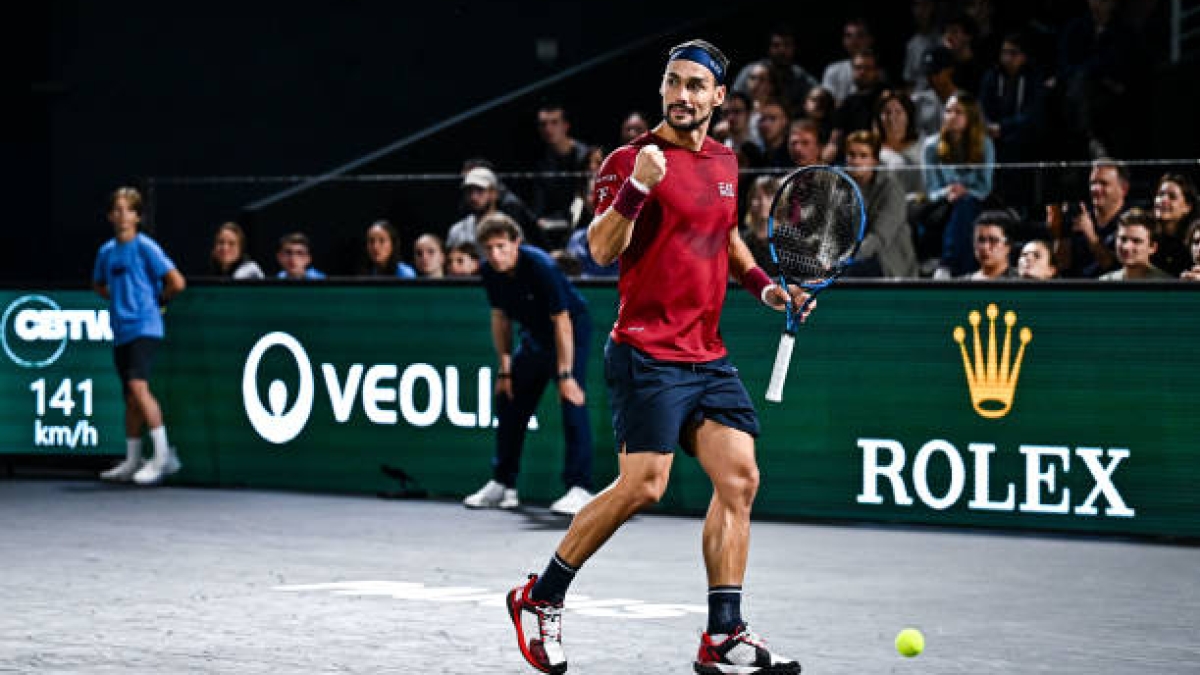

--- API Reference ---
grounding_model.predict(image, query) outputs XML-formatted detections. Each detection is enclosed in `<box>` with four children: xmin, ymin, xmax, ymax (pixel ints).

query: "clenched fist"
<box><xmin>632</xmin><ymin>144</ymin><xmax>666</xmax><ymax>189</ymax></box>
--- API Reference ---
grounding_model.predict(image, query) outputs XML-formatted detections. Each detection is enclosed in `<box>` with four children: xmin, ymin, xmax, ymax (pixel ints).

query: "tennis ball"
<box><xmin>895</xmin><ymin>628</ymin><xmax>924</xmax><ymax>657</ymax></box>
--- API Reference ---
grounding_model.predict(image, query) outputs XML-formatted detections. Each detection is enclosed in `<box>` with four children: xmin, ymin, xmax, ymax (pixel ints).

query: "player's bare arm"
<box><xmin>490</xmin><ymin>309</ymin><xmax>514</xmax><ymax>399</ymax></box>
<box><xmin>587</xmin><ymin>145</ymin><xmax>666</xmax><ymax>266</ymax></box>
<box><xmin>550</xmin><ymin>311</ymin><xmax>584</xmax><ymax>406</ymax></box>
<box><xmin>728</xmin><ymin>228</ymin><xmax>813</xmax><ymax>316</ymax></box>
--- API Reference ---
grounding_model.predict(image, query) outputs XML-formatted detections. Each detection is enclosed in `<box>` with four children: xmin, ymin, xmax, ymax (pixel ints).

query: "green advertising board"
<box><xmin>0</xmin><ymin>291</ymin><xmax>125</xmax><ymax>456</ymax></box>
<box><xmin>3</xmin><ymin>283</ymin><xmax>1197</xmax><ymax>539</ymax></box>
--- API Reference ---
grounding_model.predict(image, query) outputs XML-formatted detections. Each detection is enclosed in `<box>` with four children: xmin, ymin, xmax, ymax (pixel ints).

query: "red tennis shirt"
<box><xmin>593</xmin><ymin>132</ymin><xmax>740</xmax><ymax>362</ymax></box>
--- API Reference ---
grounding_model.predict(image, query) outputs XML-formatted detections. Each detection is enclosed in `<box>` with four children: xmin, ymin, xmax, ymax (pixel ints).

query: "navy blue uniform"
<box><xmin>481</xmin><ymin>245</ymin><xmax>593</xmax><ymax>491</ymax></box>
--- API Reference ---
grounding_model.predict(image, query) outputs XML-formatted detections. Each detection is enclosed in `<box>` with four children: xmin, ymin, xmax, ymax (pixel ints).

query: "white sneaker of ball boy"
<box><xmin>463</xmin><ymin>481</ymin><xmax>593</xmax><ymax>515</ymax></box>
<box><xmin>100</xmin><ymin>433</ymin><xmax>181</xmax><ymax>486</ymax></box>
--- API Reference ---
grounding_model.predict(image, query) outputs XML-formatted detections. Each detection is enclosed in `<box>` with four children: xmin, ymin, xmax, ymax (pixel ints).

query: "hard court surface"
<box><xmin>2</xmin><ymin>479</ymin><xmax>1197</xmax><ymax>674</ymax></box>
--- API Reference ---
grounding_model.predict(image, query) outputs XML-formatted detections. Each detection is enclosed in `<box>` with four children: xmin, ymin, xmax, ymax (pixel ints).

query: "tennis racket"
<box><xmin>764</xmin><ymin>165</ymin><xmax>867</xmax><ymax>403</ymax></box>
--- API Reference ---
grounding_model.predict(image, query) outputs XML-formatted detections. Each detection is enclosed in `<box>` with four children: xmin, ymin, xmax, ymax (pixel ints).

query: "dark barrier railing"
<box><xmin>3</xmin><ymin>283</ymin><xmax>1198</xmax><ymax>539</ymax></box>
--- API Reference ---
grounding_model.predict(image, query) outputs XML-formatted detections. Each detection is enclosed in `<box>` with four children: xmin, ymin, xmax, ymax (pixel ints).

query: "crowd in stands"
<box><xmin>199</xmin><ymin>0</ymin><xmax>1197</xmax><ymax>283</ymax></box>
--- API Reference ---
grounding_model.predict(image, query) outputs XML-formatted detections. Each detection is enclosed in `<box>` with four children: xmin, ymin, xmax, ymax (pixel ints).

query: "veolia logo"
<box><xmin>2</xmin><ymin>294</ymin><xmax>112</xmax><ymax>368</ymax></box>
<box><xmin>242</xmin><ymin>331</ymin><xmax>315</xmax><ymax>444</ymax></box>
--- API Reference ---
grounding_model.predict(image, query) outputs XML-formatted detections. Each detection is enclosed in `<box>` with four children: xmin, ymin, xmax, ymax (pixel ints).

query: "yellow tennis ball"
<box><xmin>895</xmin><ymin>628</ymin><xmax>924</xmax><ymax>657</ymax></box>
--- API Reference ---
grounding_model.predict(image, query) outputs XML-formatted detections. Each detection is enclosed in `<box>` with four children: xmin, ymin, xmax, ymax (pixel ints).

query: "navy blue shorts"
<box><xmin>113</xmin><ymin>337</ymin><xmax>160</xmax><ymax>393</ymax></box>
<box><xmin>604</xmin><ymin>338</ymin><xmax>760</xmax><ymax>455</ymax></box>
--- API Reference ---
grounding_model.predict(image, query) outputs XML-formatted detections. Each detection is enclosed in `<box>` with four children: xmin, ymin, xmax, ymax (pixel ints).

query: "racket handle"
<box><xmin>765</xmin><ymin>333</ymin><xmax>795</xmax><ymax>403</ymax></box>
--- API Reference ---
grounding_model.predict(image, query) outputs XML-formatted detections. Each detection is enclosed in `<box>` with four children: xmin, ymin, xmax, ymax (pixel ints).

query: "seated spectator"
<box><xmin>447</xmin><ymin>241</ymin><xmax>481</xmax><ymax>277</ymax></box>
<box><xmin>413</xmin><ymin>233</ymin><xmax>446</xmax><ymax>278</ymax></box>
<box><xmin>619</xmin><ymin>111</ymin><xmax>648</xmax><ymax>145</ymax></box>
<box><xmin>1151</xmin><ymin>173</ymin><xmax>1198</xmax><ymax>276</ymax></box>
<box><xmin>447</xmin><ymin>167</ymin><xmax>505</xmax><ymax>254</ymax></box>
<box><xmin>209</xmin><ymin>221</ymin><xmax>264</xmax><ymax>279</ymax></box>
<box><xmin>843</xmin><ymin>130</ymin><xmax>918</xmax><ymax>278</ymax></box>
<box><xmin>823</xmin><ymin>49</ymin><xmax>886</xmax><ymax>163</ymax></box>
<box><xmin>874</xmin><ymin>90</ymin><xmax>926</xmax><ymax>202</ymax></box>
<box><xmin>920</xmin><ymin>90</ymin><xmax>994</xmax><ymax>278</ymax></box>
<box><xmin>1017</xmin><ymin>238</ymin><xmax>1058</xmax><ymax>279</ymax></box>
<box><xmin>980</xmin><ymin>31</ymin><xmax>1046</xmax><ymax>163</ymax></box>
<box><xmin>979</xmin><ymin>31</ymin><xmax>1047</xmax><ymax>211</ymax></box>
<box><xmin>912</xmin><ymin>46</ymin><xmax>958</xmax><ymax>138</ymax></box>
<box><xmin>800</xmin><ymin>86</ymin><xmax>835</xmax><ymax>144</ymax></box>
<box><xmin>1180</xmin><ymin>221</ymin><xmax>1200</xmax><ymax>281</ymax></box>
<box><xmin>532</xmin><ymin>103</ymin><xmax>592</xmax><ymax>246</ymax></box>
<box><xmin>276</xmin><ymin>232</ymin><xmax>325</xmax><ymax>280</ymax></box>
<box><xmin>961</xmin><ymin>210</ymin><xmax>1019</xmax><ymax>279</ymax></box>
<box><xmin>1100</xmin><ymin>208</ymin><xmax>1173</xmax><ymax>280</ymax></box>
<box><xmin>739</xmin><ymin>174</ymin><xmax>780</xmax><ymax>273</ymax></box>
<box><xmin>565</xmin><ymin>227</ymin><xmax>616</xmax><ymax>278</ymax></box>
<box><xmin>1057</xmin><ymin>0</ymin><xmax>1141</xmax><ymax>158</ymax></box>
<box><xmin>1051</xmin><ymin>158</ymin><xmax>1128</xmax><ymax>278</ymax></box>
<box><xmin>361</xmin><ymin>220</ymin><xmax>417</xmax><ymax>278</ymax></box>
<box><xmin>940</xmin><ymin>12</ymin><xmax>984</xmax><ymax>95</ymax></box>
<box><xmin>822</xmin><ymin>17</ymin><xmax>875</xmax><ymax>105</ymax></box>
<box><xmin>712</xmin><ymin>90</ymin><xmax>760</xmax><ymax>155</ymax></box>
<box><xmin>461</xmin><ymin>157</ymin><xmax>541</xmax><ymax>249</ymax></box>
<box><xmin>748</xmin><ymin>98</ymin><xmax>792</xmax><ymax>169</ymax></box>
<box><xmin>732</xmin><ymin>24</ymin><xmax>819</xmax><ymax>112</ymax></box>
<box><xmin>787</xmin><ymin>119</ymin><xmax>822</xmax><ymax>168</ymax></box>
<box><xmin>904</xmin><ymin>0</ymin><xmax>940</xmax><ymax>92</ymax></box>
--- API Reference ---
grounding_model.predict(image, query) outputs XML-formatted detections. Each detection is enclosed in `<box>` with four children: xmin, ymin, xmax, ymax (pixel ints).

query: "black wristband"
<box><xmin>497</xmin><ymin>372</ymin><xmax>512</xmax><ymax>379</ymax></box>
<box><xmin>557</xmin><ymin>370</ymin><xmax>574</xmax><ymax>381</ymax></box>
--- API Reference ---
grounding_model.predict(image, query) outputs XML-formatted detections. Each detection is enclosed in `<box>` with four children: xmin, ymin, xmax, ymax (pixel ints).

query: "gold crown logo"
<box><xmin>952</xmin><ymin>304</ymin><xmax>1032</xmax><ymax>419</ymax></box>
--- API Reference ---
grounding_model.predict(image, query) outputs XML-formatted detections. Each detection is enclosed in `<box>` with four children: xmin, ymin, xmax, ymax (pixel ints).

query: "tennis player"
<box><xmin>506</xmin><ymin>39</ymin><xmax>809</xmax><ymax>674</ymax></box>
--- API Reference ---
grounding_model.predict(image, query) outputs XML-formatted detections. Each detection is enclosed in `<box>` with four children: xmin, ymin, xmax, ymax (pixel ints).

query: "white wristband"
<box><xmin>761</xmin><ymin>283</ymin><xmax>778</xmax><ymax>306</ymax></box>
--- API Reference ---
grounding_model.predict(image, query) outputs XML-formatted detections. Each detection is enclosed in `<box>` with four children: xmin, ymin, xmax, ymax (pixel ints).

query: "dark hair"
<box><xmin>537</xmin><ymin>102</ymin><xmax>569</xmax><ymax>123</ymax></box>
<box><xmin>278</xmin><ymin>232</ymin><xmax>311</xmax><ymax>253</ymax></box>
<box><xmin>941</xmin><ymin>11</ymin><xmax>978</xmax><ymax>38</ymax></box>
<box><xmin>667</xmin><ymin>38</ymin><xmax>730</xmax><ymax>82</ymax></box>
<box><xmin>1092</xmin><ymin>157</ymin><xmax>1130</xmax><ymax>186</ymax></box>
<box><xmin>476</xmin><ymin>212</ymin><xmax>523</xmax><ymax>244</ymax></box>
<box><xmin>1156</xmin><ymin>172</ymin><xmax>1199</xmax><ymax>218</ymax></box>
<box><xmin>1119</xmin><ymin>207</ymin><xmax>1160</xmax><ymax>243</ymax></box>
<box><xmin>874</xmin><ymin>90</ymin><xmax>918</xmax><ymax>143</ymax></box>
<box><xmin>768</xmin><ymin>23</ymin><xmax>796</xmax><ymax>41</ymax></box>
<box><xmin>726</xmin><ymin>90</ymin><xmax>752</xmax><ymax>110</ymax></box>
<box><xmin>975</xmin><ymin>209</ymin><xmax>1019</xmax><ymax>237</ymax></box>
<box><xmin>362</xmin><ymin>219</ymin><xmax>404</xmax><ymax>275</ymax></box>
<box><xmin>1002</xmin><ymin>31</ymin><xmax>1027</xmax><ymax>53</ymax></box>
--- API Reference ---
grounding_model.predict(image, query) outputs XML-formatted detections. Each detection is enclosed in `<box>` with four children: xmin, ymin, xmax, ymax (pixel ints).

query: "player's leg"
<box><xmin>689</xmin><ymin>362</ymin><xmax>800</xmax><ymax>674</ymax></box>
<box><xmin>693</xmin><ymin>420</ymin><xmax>758</xmax><ymax>591</ymax></box>
<box><xmin>507</xmin><ymin>450</ymin><xmax>673</xmax><ymax>674</ymax></box>
<box><xmin>466</xmin><ymin>346</ymin><xmax>549</xmax><ymax>509</ymax></box>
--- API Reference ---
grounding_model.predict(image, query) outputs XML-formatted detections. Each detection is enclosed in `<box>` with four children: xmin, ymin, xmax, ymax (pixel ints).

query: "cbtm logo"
<box><xmin>856</xmin><ymin>303</ymin><xmax>1136</xmax><ymax>519</ymax></box>
<box><xmin>242</xmin><ymin>331</ymin><xmax>524</xmax><ymax>445</ymax></box>
<box><xmin>2</xmin><ymin>295</ymin><xmax>112</xmax><ymax>368</ymax></box>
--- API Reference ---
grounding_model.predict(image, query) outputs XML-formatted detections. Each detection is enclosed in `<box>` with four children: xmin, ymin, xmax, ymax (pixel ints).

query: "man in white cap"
<box><xmin>446</xmin><ymin>166</ymin><xmax>503</xmax><ymax>253</ymax></box>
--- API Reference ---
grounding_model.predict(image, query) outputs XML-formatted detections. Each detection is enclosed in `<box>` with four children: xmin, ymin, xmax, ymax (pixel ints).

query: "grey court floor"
<box><xmin>1</xmin><ymin>479</ymin><xmax>1198</xmax><ymax>675</ymax></box>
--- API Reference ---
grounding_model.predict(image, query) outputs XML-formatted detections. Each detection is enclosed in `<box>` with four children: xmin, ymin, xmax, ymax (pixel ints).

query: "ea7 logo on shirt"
<box><xmin>718</xmin><ymin>182</ymin><xmax>735</xmax><ymax>198</ymax></box>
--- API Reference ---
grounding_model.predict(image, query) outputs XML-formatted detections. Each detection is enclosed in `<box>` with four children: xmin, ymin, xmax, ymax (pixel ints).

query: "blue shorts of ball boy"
<box><xmin>604</xmin><ymin>337</ymin><xmax>760</xmax><ymax>455</ymax></box>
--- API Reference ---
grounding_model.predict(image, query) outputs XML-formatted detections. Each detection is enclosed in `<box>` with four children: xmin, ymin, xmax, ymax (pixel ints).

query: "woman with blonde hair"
<box><xmin>739</xmin><ymin>174</ymin><xmax>780</xmax><ymax>272</ymax></box>
<box><xmin>920</xmin><ymin>90</ymin><xmax>995</xmax><ymax>277</ymax></box>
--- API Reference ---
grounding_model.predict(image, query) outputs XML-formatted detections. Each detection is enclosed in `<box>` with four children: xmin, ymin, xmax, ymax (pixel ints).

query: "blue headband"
<box><xmin>668</xmin><ymin>46</ymin><xmax>726</xmax><ymax>85</ymax></box>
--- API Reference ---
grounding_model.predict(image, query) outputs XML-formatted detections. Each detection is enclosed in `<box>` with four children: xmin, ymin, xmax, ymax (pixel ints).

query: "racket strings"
<box><xmin>769</xmin><ymin>170</ymin><xmax>863</xmax><ymax>283</ymax></box>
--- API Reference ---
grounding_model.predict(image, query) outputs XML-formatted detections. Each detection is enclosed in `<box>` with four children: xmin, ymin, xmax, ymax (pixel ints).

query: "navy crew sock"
<box><xmin>707</xmin><ymin>585</ymin><xmax>744</xmax><ymax>635</ymax></box>
<box><xmin>530</xmin><ymin>553</ymin><xmax>577</xmax><ymax>605</ymax></box>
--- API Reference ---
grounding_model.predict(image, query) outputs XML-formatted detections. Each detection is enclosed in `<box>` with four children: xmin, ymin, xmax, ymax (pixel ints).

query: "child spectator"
<box><xmin>276</xmin><ymin>232</ymin><xmax>326</xmax><ymax>280</ymax></box>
